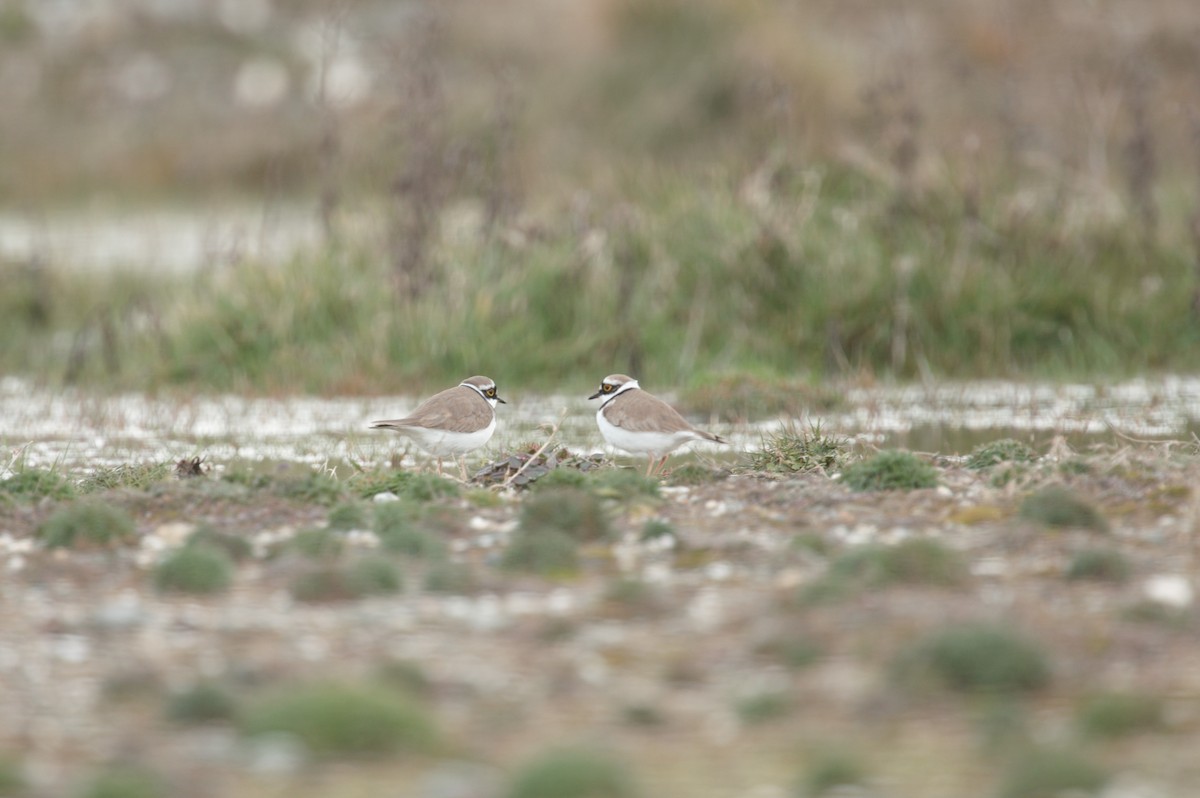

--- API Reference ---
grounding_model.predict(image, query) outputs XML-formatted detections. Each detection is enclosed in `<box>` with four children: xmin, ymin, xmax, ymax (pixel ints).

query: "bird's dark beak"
<box><xmin>496</xmin><ymin>395</ymin><xmax>507</xmax><ymax>404</ymax></box>
<box><xmin>587</xmin><ymin>389</ymin><xmax>602</xmax><ymax>400</ymax></box>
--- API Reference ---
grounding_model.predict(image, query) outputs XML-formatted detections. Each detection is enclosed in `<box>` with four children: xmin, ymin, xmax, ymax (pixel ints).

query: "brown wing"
<box><xmin>376</xmin><ymin>386</ymin><xmax>491</xmax><ymax>433</ymax></box>
<box><xmin>606</xmin><ymin>390</ymin><xmax>697</xmax><ymax>434</ymax></box>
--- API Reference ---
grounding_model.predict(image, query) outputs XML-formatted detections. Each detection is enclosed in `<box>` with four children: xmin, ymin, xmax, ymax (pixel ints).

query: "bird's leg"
<box><xmin>435</xmin><ymin>458</ymin><xmax>444</xmax><ymax>477</ymax></box>
<box><xmin>458</xmin><ymin>457</ymin><xmax>468</xmax><ymax>481</ymax></box>
<box><xmin>645</xmin><ymin>457</ymin><xmax>655</xmax><ymax>477</ymax></box>
<box><xmin>654</xmin><ymin>455</ymin><xmax>669</xmax><ymax>476</ymax></box>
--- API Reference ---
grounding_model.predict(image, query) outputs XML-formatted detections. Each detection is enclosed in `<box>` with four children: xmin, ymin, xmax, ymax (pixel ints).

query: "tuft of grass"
<box><xmin>326</xmin><ymin>502</ymin><xmax>369</xmax><ymax>531</ymax></box>
<box><xmin>37</xmin><ymin>501</ymin><xmax>137</xmax><ymax>549</ymax></box>
<box><xmin>423</xmin><ymin>560</ymin><xmax>476</xmax><ymax>593</ymax></box>
<box><xmin>834</xmin><ymin>538</ymin><xmax>966</xmax><ymax>586</ymax></box>
<box><xmin>289</xmin><ymin>559</ymin><xmax>403</xmax><ymax>601</ymax></box>
<box><xmin>802</xmin><ymin>749</ymin><xmax>869</xmax><ymax>797</ymax></box>
<box><xmin>186</xmin><ymin>524</ymin><xmax>252</xmax><ymax>561</ymax></box>
<box><xmin>78</xmin><ymin>462</ymin><xmax>171</xmax><ymax>493</ymax></box>
<box><xmin>1019</xmin><ymin>486</ymin><xmax>1108</xmax><ymax>532</ymax></box>
<box><xmin>800</xmin><ymin>538</ymin><xmax>965</xmax><ymax>603</ymax></box>
<box><xmin>288</xmin><ymin>527</ymin><xmax>344</xmax><ymax>559</ymax></box>
<box><xmin>756</xmin><ymin>636</ymin><xmax>823</xmax><ymax>670</ymax></box>
<box><xmin>504</xmin><ymin>748</ymin><xmax>640</xmax><ymax>798</ymax></box>
<box><xmin>520</xmin><ymin>488</ymin><xmax>611</xmax><ymax>542</ymax></box>
<box><xmin>0</xmin><ymin>466</ymin><xmax>75</xmax><ymax>502</ymax></box>
<box><xmin>344</xmin><ymin>558</ymin><xmax>403</xmax><ymax>596</ymax></box>
<box><xmin>354</xmin><ymin>470</ymin><xmax>460</xmax><ymax>502</ymax></box>
<box><xmin>841</xmin><ymin>450</ymin><xmax>937</xmax><ymax>491</ymax></box>
<box><xmin>528</xmin><ymin>468</ymin><xmax>589</xmax><ymax>491</ymax></box>
<box><xmin>966</xmin><ymin>439</ymin><xmax>1036</xmax><ymax>470</ymax></box>
<box><xmin>242</xmin><ymin>682</ymin><xmax>437</xmax><ymax>757</ymax></box>
<box><xmin>995</xmin><ymin>747</ymin><xmax>1107</xmax><ymax>798</ymax></box>
<box><xmin>895</xmin><ymin>623</ymin><xmax>1051</xmax><ymax>695</ymax></box>
<box><xmin>1065</xmin><ymin>548</ymin><xmax>1131</xmax><ymax>582</ymax></box>
<box><xmin>378</xmin><ymin>525</ymin><xmax>446</xmax><ymax>560</ymax></box>
<box><xmin>501</xmin><ymin>528</ymin><xmax>580</xmax><ymax>577</ymax></box>
<box><xmin>666</xmin><ymin>463</ymin><xmax>726</xmax><ymax>485</ymax></box>
<box><xmin>744</xmin><ymin>422</ymin><xmax>847</xmax><ymax>474</ymax></box>
<box><xmin>274</xmin><ymin>469</ymin><xmax>345</xmax><ymax>506</ymax></box>
<box><xmin>587</xmin><ymin>468</ymin><xmax>660</xmax><ymax>500</ymax></box>
<box><xmin>0</xmin><ymin>756</ymin><xmax>24</xmax><ymax>796</ymax></box>
<box><xmin>734</xmin><ymin>690</ymin><xmax>791</xmax><ymax>724</ymax></box>
<box><xmin>375</xmin><ymin>660</ymin><xmax>431</xmax><ymax>698</ymax></box>
<box><xmin>166</xmin><ymin>682</ymin><xmax>239</xmax><ymax>725</ymax></box>
<box><xmin>640</xmin><ymin>518</ymin><xmax>674</xmax><ymax>541</ymax></box>
<box><xmin>1076</xmin><ymin>691</ymin><xmax>1165</xmax><ymax>738</ymax></box>
<box><xmin>154</xmin><ymin>544</ymin><xmax>234</xmax><ymax>594</ymax></box>
<box><xmin>78</xmin><ymin>767</ymin><xmax>166</xmax><ymax>798</ymax></box>
<box><xmin>621</xmin><ymin>703</ymin><xmax>666</xmax><ymax>728</ymax></box>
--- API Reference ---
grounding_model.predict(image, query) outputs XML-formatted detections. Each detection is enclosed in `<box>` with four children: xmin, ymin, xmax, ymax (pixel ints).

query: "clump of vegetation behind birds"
<box><xmin>744</xmin><ymin>422</ymin><xmax>848</xmax><ymax>474</ymax></box>
<box><xmin>966</xmin><ymin>438</ymin><xmax>1036</xmax><ymax>469</ymax></box>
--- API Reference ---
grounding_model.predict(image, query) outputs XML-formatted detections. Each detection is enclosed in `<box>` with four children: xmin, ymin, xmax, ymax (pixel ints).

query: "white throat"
<box><xmin>462</xmin><ymin>382</ymin><xmax>499</xmax><ymax>408</ymax></box>
<box><xmin>600</xmin><ymin>379</ymin><xmax>639</xmax><ymax>409</ymax></box>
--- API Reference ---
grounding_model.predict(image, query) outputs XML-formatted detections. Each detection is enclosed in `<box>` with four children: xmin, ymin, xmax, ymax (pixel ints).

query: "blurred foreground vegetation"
<box><xmin>2</xmin><ymin>0</ymin><xmax>1200</xmax><ymax>394</ymax></box>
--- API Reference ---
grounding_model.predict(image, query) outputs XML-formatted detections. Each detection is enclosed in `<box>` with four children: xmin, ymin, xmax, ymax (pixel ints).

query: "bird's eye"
<box><xmin>486</xmin><ymin>388</ymin><xmax>496</xmax><ymax>397</ymax></box>
<box><xmin>603</xmin><ymin>384</ymin><xmax>613</xmax><ymax>393</ymax></box>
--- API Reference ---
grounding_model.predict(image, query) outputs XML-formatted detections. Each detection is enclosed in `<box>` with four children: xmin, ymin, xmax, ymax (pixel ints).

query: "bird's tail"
<box><xmin>697</xmin><ymin>430</ymin><xmax>728</xmax><ymax>445</ymax></box>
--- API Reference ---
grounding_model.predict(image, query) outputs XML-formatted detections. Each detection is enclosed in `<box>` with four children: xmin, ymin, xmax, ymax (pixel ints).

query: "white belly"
<box><xmin>400</xmin><ymin>417</ymin><xmax>495</xmax><ymax>457</ymax></box>
<box><xmin>596</xmin><ymin>409</ymin><xmax>695</xmax><ymax>458</ymax></box>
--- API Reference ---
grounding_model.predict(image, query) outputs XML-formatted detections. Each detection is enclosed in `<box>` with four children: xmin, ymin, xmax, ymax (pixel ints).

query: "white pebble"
<box><xmin>1143</xmin><ymin>575</ymin><xmax>1194</xmax><ymax>608</ymax></box>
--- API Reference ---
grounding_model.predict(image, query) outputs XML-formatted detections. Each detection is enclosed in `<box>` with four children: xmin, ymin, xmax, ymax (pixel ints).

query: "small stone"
<box><xmin>419</xmin><ymin>761</ymin><xmax>504</xmax><ymax>798</ymax></box>
<box><xmin>154</xmin><ymin>521</ymin><xmax>195</xmax><ymax>547</ymax></box>
<box><xmin>372</xmin><ymin>491</ymin><xmax>400</xmax><ymax>503</ymax></box>
<box><xmin>1143</xmin><ymin>575</ymin><xmax>1194</xmax><ymax>608</ymax></box>
<box><xmin>243</xmin><ymin>732</ymin><xmax>308</xmax><ymax>775</ymax></box>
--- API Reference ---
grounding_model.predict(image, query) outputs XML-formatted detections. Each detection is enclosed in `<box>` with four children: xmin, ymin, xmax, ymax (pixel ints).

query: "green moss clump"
<box><xmin>326</xmin><ymin>502</ymin><xmax>369</xmax><ymax>531</ymax></box>
<box><xmin>37</xmin><ymin>501</ymin><xmax>137</xmax><ymax>549</ymax></box>
<box><xmin>996</xmin><ymin>747</ymin><xmax>1106</xmax><ymax>798</ymax></box>
<box><xmin>802</xmin><ymin>749</ymin><xmax>869</xmax><ymax>797</ymax></box>
<box><xmin>841</xmin><ymin>450</ymin><xmax>937</xmax><ymax>491</ymax></box>
<box><xmin>896</xmin><ymin>624</ymin><xmax>1051</xmax><ymax>694</ymax></box>
<box><xmin>242</xmin><ymin>682</ymin><xmax>437</xmax><ymax>757</ymax></box>
<box><xmin>154</xmin><ymin>544</ymin><xmax>234</xmax><ymax>594</ymax></box>
<box><xmin>1076</xmin><ymin>691</ymin><xmax>1164</xmax><ymax>738</ymax></box>
<box><xmin>166</xmin><ymin>682</ymin><xmax>239</xmax><ymax>725</ymax></box>
<box><xmin>505</xmin><ymin>748</ymin><xmax>640</xmax><ymax>798</ymax></box>
<box><xmin>1020</xmin><ymin>486</ymin><xmax>1108</xmax><ymax>532</ymax></box>
<box><xmin>520</xmin><ymin>488</ymin><xmax>611</xmax><ymax>542</ymax></box>
<box><xmin>1065</xmin><ymin>548</ymin><xmax>1130</xmax><ymax>582</ymax></box>
<box><xmin>501</xmin><ymin>528</ymin><xmax>580</xmax><ymax>577</ymax></box>
<box><xmin>79</xmin><ymin>767</ymin><xmax>166</xmax><ymax>798</ymax></box>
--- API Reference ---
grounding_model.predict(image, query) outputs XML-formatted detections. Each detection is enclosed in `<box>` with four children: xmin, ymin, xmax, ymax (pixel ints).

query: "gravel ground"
<box><xmin>0</xmin><ymin>438</ymin><xmax>1198</xmax><ymax>798</ymax></box>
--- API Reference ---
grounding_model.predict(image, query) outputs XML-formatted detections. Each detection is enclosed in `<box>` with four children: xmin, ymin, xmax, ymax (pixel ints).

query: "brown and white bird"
<box><xmin>371</xmin><ymin>376</ymin><xmax>505</xmax><ymax>478</ymax></box>
<box><xmin>588</xmin><ymin>374</ymin><xmax>727</xmax><ymax>476</ymax></box>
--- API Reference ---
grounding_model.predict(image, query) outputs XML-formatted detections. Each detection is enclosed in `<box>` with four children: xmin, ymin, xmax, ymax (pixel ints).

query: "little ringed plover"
<box><xmin>372</xmin><ymin>375</ymin><xmax>504</xmax><ymax>478</ymax></box>
<box><xmin>589</xmin><ymin>374</ymin><xmax>726</xmax><ymax>476</ymax></box>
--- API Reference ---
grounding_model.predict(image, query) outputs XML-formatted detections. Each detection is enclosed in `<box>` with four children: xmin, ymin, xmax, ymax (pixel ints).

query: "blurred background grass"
<box><xmin>2</xmin><ymin>0</ymin><xmax>1199</xmax><ymax>395</ymax></box>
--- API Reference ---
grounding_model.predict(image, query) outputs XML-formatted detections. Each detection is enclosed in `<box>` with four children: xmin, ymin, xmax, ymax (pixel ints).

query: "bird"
<box><xmin>588</xmin><ymin>374</ymin><xmax>727</xmax><ymax>476</ymax></box>
<box><xmin>371</xmin><ymin>375</ymin><xmax>505</xmax><ymax>479</ymax></box>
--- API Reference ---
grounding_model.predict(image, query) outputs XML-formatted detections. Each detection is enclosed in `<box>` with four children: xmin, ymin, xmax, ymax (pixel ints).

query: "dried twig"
<box><xmin>500</xmin><ymin>409</ymin><xmax>567</xmax><ymax>490</ymax></box>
